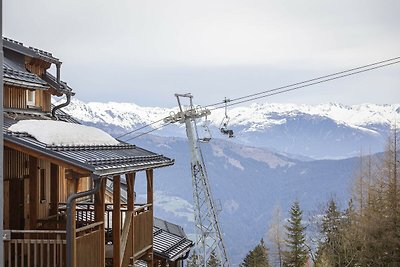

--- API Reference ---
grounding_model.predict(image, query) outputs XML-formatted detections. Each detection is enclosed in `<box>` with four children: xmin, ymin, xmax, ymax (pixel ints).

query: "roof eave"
<box><xmin>4</xmin><ymin>134</ymin><xmax>95</xmax><ymax>173</ymax></box>
<box><xmin>94</xmin><ymin>160</ymin><xmax>175</xmax><ymax>177</ymax></box>
<box><xmin>4</xmin><ymin>78</ymin><xmax>50</xmax><ymax>90</ymax></box>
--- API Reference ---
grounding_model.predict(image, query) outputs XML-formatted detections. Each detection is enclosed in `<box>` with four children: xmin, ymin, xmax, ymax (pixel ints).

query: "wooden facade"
<box><xmin>3</xmin><ymin>85</ymin><xmax>52</xmax><ymax>112</ymax></box>
<box><xmin>2</xmin><ymin>38</ymin><xmax>176</xmax><ymax>267</ymax></box>
<box><xmin>3</xmin><ymin>145</ymin><xmax>157</xmax><ymax>267</ymax></box>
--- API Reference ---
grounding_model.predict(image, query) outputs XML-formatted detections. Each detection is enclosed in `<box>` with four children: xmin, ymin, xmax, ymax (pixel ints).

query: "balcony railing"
<box><xmin>3</xmin><ymin>222</ymin><xmax>104</xmax><ymax>267</ymax></box>
<box><xmin>3</xmin><ymin>229</ymin><xmax>67</xmax><ymax>267</ymax></box>
<box><xmin>3</xmin><ymin>203</ymin><xmax>153</xmax><ymax>266</ymax></box>
<box><xmin>59</xmin><ymin>202</ymin><xmax>153</xmax><ymax>257</ymax></box>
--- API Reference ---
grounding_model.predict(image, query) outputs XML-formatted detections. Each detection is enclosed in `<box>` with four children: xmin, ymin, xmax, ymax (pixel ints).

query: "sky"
<box><xmin>4</xmin><ymin>0</ymin><xmax>400</xmax><ymax>107</ymax></box>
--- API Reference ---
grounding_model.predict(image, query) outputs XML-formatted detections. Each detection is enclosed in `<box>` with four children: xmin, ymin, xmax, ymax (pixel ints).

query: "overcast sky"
<box><xmin>4</xmin><ymin>0</ymin><xmax>400</xmax><ymax>107</ymax></box>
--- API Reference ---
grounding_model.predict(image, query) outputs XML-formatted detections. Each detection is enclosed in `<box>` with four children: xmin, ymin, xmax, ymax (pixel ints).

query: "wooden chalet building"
<box><xmin>2</xmin><ymin>38</ymin><xmax>193</xmax><ymax>267</ymax></box>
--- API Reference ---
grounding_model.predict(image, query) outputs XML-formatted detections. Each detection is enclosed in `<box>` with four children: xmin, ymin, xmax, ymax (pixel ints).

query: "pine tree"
<box><xmin>187</xmin><ymin>251</ymin><xmax>201</xmax><ymax>267</ymax></box>
<box><xmin>241</xmin><ymin>239</ymin><xmax>270</xmax><ymax>267</ymax></box>
<box><xmin>319</xmin><ymin>199</ymin><xmax>342</xmax><ymax>266</ymax></box>
<box><xmin>207</xmin><ymin>250</ymin><xmax>221</xmax><ymax>267</ymax></box>
<box><xmin>283</xmin><ymin>201</ymin><xmax>308</xmax><ymax>267</ymax></box>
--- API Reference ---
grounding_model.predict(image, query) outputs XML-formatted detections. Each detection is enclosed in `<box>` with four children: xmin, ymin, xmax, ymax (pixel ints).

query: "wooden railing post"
<box><xmin>113</xmin><ymin>175</ymin><xmax>121</xmax><ymax>267</ymax></box>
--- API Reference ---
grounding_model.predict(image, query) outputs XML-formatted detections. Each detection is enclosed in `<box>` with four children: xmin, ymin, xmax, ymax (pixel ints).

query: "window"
<box><xmin>26</xmin><ymin>90</ymin><xmax>36</xmax><ymax>106</ymax></box>
<box><xmin>40</xmin><ymin>169</ymin><xmax>46</xmax><ymax>202</ymax></box>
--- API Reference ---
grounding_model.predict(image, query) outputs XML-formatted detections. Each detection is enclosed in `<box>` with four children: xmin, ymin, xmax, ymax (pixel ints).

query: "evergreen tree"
<box><xmin>187</xmin><ymin>251</ymin><xmax>201</xmax><ymax>267</ymax></box>
<box><xmin>283</xmin><ymin>201</ymin><xmax>308</xmax><ymax>267</ymax></box>
<box><xmin>207</xmin><ymin>250</ymin><xmax>221</xmax><ymax>267</ymax></box>
<box><xmin>241</xmin><ymin>239</ymin><xmax>270</xmax><ymax>267</ymax></box>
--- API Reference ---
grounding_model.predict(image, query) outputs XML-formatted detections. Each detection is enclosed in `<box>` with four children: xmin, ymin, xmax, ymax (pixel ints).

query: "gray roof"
<box><xmin>153</xmin><ymin>219</ymin><xmax>194</xmax><ymax>261</ymax></box>
<box><xmin>154</xmin><ymin>217</ymin><xmax>187</xmax><ymax>238</ymax></box>
<box><xmin>3</xmin><ymin>57</ymin><xmax>49</xmax><ymax>90</ymax></box>
<box><xmin>4</xmin><ymin>112</ymin><xmax>174</xmax><ymax>176</ymax></box>
<box><xmin>3</xmin><ymin>37</ymin><xmax>74</xmax><ymax>95</ymax></box>
<box><xmin>3</xmin><ymin>37</ymin><xmax>61</xmax><ymax>64</ymax></box>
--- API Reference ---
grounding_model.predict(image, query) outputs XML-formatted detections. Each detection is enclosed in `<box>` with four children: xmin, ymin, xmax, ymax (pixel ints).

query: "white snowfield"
<box><xmin>60</xmin><ymin>98</ymin><xmax>400</xmax><ymax>132</ymax></box>
<box><xmin>8</xmin><ymin>120</ymin><xmax>120</xmax><ymax>146</ymax></box>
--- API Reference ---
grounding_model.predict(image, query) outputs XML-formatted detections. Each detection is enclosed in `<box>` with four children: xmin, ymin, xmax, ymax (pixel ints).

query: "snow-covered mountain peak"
<box><xmin>59</xmin><ymin>98</ymin><xmax>399</xmax><ymax>132</ymax></box>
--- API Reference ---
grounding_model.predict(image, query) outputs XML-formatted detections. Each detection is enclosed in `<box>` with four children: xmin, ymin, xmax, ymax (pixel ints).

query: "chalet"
<box><xmin>2</xmin><ymin>37</ymin><xmax>193</xmax><ymax>267</ymax></box>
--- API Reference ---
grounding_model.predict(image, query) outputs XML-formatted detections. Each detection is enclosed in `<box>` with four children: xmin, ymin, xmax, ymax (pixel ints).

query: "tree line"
<box><xmin>188</xmin><ymin>130</ymin><xmax>399</xmax><ymax>266</ymax></box>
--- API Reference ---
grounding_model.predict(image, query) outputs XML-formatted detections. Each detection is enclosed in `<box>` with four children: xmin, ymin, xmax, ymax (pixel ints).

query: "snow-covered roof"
<box><xmin>8</xmin><ymin>119</ymin><xmax>119</xmax><ymax>146</ymax></box>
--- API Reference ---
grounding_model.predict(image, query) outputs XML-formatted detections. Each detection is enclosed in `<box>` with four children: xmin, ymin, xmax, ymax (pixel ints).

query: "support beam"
<box><xmin>50</xmin><ymin>163</ymin><xmax>59</xmax><ymax>216</ymax></box>
<box><xmin>126</xmin><ymin>173</ymin><xmax>136</xmax><ymax>258</ymax></box>
<box><xmin>126</xmin><ymin>173</ymin><xmax>136</xmax><ymax>212</ymax></box>
<box><xmin>146</xmin><ymin>169</ymin><xmax>153</xmax><ymax>207</ymax></box>
<box><xmin>29</xmin><ymin>156</ymin><xmax>38</xmax><ymax>229</ymax></box>
<box><xmin>0</xmin><ymin>13</ymin><xmax>4</xmax><ymax>265</ymax></box>
<box><xmin>95</xmin><ymin>178</ymin><xmax>106</xmax><ymax>265</ymax></box>
<box><xmin>66</xmin><ymin>170</ymin><xmax>78</xmax><ymax>267</ymax></box>
<box><xmin>113</xmin><ymin>175</ymin><xmax>121</xmax><ymax>267</ymax></box>
<box><xmin>146</xmin><ymin>169</ymin><xmax>154</xmax><ymax>266</ymax></box>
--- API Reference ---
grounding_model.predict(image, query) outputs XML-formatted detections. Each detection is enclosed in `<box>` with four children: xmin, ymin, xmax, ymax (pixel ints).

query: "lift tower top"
<box><xmin>164</xmin><ymin>93</ymin><xmax>230</xmax><ymax>267</ymax></box>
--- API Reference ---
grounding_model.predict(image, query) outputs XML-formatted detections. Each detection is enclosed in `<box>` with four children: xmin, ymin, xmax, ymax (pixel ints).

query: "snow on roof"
<box><xmin>8</xmin><ymin>120</ymin><xmax>119</xmax><ymax>146</ymax></box>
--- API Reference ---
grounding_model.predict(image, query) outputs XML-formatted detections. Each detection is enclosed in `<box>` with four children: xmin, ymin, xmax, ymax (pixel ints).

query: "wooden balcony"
<box><xmin>3</xmin><ymin>202</ymin><xmax>152</xmax><ymax>267</ymax></box>
<box><xmin>3</xmin><ymin>222</ymin><xmax>103</xmax><ymax>267</ymax></box>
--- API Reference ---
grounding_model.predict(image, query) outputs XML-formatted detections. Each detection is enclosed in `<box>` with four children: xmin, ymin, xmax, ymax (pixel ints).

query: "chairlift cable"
<box><xmin>209</xmin><ymin>59</ymin><xmax>400</xmax><ymax>111</ymax></box>
<box><xmin>117</xmin><ymin>57</ymin><xmax>400</xmax><ymax>140</ymax></box>
<box><xmin>123</xmin><ymin>122</ymin><xmax>172</xmax><ymax>141</ymax></box>
<box><xmin>204</xmin><ymin>56</ymin><xmax>400</xmax><ymax>108</ymax></box>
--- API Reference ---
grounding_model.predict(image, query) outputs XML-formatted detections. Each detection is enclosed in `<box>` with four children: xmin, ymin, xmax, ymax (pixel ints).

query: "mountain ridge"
<box><xmin>58</xmin><ymin>98</ymin><xmax>398</xmax><ymax>159</ymax></box>
<box><xmin>59</xmin><ymin>98</ymin><xmax>399</xmax><ymax>132</ymax></box>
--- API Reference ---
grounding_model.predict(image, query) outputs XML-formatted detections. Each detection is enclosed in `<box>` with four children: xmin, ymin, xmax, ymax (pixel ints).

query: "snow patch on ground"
<box><xmin>8</xmin><ymin>120</ymin><xmax>119</xmax><ymax>146</ymax></box>
<box><xmin>211</xmin><ymin>143</ymin><xmax>244</xmax><ymax>170</ymax></box>
<box><xmin>151</xmin><ymin>191</ymin><xmax>195</xmax><ymax>222</ymax></box>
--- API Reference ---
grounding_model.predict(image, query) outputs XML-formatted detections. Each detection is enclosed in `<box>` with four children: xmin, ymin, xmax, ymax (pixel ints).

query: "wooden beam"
<box><xmin>113</xmin><ymin>175</ymin><xmax>121</xmax><ymax>267</ymax></box>
<box><xmin>95</xmin><ymin>178</ymin><xmax>106</xmax><ymax>265</ymax></box>
<box><xmin>29</xmin><ymin>156</ymin><xmax>38</xmax><ymax>229</ymax></box>
<box><xmin>66</xmin><ymin>170</ymin><xmax>78</xmax><ymax>267</ymax></box>
<box><xmin>126</xmin><ymin>173</ymin><xmax>136</xmax><ymax>212</ymax></box>
<box><xmin>5</xmin><ymin>140</ymin><xmax>91</xmax><ymax>175</ymax></box>
<box><xmin>146</xmin><ymin>169</ymin><xmax>153</xmax><ymax>206</ymax></box>
<box><xmin>50</xmin><ymin>163</ymin><xmax>59</xmax><ymax>216</ymax></box>
<box><xmin>126</xmin><ymin>172</ymin><xmax>136</xmax><ymax>260</ymax></box>
<box><xmin>146</xmin><ymin>169</ymin><xmax>154</xmax><ymax>267</ymax></box>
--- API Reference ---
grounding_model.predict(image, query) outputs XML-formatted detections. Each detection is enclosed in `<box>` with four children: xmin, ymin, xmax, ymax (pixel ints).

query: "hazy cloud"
<box><xmin>4</xmin><ymin>0</ymin><xmax>400</xmax><ymax>106</ymax></box>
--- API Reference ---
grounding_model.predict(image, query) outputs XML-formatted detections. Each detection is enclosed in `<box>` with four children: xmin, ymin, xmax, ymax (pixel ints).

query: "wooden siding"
<box><xmin>4</xmin><ymin>147</ymin><xmax>30</xmax><ymax>180</ymax></box>
<box><xmin>25</xmin><ymin>62</ymin><xmax>47</xmax><ymax>77</ymax></box>
<box><xmin>134</xmin><ymin>208</ymin><xmax>153</xmax><ymax>258</ymax></box>
<box><xmin>4</xmin><ymin>86</ymin><xmax>27</xmax><ymax>109</ymax></box>
<box><xmin>3</xmin><ymin>86</ymin><xmax>52</xmax><ymax>112</ymax></box>
<box><xmin>3</xmin><ymin>148</ymin><xmax>29</xmax><ymax>229</ymax></box>
<box><xmin>76</xmin><ymin>223</ymin><xmax>103</xmax><ymax>267</ymax></box>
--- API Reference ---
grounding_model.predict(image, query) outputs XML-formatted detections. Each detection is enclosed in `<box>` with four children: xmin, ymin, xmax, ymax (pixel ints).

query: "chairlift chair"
<box><xmin>198</xmin><ymin>117</ymin><xmax>212</xmax><ymax>143</ymax></box>
<box><xmin>220</xmin><ymin>98</ymin><xmax>234</xmax><ymax>138</ymax></box>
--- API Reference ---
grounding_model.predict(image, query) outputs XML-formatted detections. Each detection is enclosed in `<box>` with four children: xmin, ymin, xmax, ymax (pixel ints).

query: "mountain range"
<box><xmin>59</xmin><ymin>98</ymin><xmax>399</xmax><ymax>159</ymax></box>
<box><xmin>58</xmin><ymin>98</ymin><xmax>398</xmax><ymax>265</ymax></box>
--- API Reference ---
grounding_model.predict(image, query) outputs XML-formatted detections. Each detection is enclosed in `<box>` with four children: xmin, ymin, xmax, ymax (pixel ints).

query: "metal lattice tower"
<box><xmin>164</xmin><ymin>93</ymin><xmax>230</xmax><ymax>267</ymax></box>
